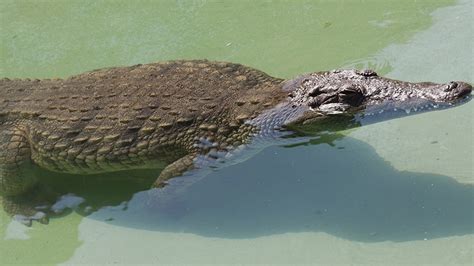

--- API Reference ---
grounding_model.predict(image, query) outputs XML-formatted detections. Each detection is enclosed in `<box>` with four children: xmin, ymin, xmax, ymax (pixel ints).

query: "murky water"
<box><xmin>1</xmin><ymin>0</ymin><xmax>472</xmax><ymax>265</ymax></box>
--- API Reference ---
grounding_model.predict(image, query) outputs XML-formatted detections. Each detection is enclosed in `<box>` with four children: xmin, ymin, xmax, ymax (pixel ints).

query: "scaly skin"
<box><xmin>0</xmin><ymin>60</ymin><xmax>471</xmax><ymax>224</ymax></box>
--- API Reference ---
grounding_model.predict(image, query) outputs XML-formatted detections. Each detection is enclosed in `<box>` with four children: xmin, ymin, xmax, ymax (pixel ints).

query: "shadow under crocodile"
<box><xmin>39</xmin><ymin>134</ymin><xmax>473</xmax><ymax>243</ymax></box>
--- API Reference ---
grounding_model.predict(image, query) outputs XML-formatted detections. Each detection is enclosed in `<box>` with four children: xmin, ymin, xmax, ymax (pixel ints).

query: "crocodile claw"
<box><xmin>13</xmin><ymin>211</ymin><xmax>49</xmax><ymax>226</ymax></box>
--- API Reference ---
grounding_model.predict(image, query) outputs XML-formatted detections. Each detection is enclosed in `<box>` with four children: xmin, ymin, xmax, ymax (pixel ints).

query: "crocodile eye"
<box><xmin>339</xmin><ymin>86</ymin><xmax>364</xmax><ymax>106</ymax></box>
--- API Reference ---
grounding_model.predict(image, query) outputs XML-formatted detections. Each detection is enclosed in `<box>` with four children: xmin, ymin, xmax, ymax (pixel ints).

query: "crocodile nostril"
<box><xmin>444</xmin><ymin>82</ymin><xmax>458</xmax><ymax>92</ymax></box>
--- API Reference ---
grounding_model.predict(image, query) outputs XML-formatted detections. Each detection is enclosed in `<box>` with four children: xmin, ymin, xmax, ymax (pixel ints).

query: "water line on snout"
<box><xmin>354</xmin><ymin>94</ymin><xmax>472</xmax><ymax>126</ymax></box>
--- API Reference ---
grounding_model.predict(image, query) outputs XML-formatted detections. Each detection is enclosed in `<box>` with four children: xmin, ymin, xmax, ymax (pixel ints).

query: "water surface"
<box><xmin>1</xmin><ymin>0</ymin><xmax>472</xmax><ymax>265</ymax></box>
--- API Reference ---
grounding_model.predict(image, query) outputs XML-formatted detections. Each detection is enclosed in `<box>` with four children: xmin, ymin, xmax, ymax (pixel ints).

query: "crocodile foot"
<box><xmin>2</xmin><ymin>197</ymin><xmax>50</xmax><ymax>226</ymax></box>
<box><xmin>1</xmin><ymin>185</ymin><xmax>59</xmax><ymax>226</ymax></box>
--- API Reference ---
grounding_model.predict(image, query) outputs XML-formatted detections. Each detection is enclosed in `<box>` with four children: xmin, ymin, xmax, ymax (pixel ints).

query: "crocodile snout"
<box><xmin>447</xmin><ymin>81</ymin><xmax>472</xmax><ymax>99</ymax></box>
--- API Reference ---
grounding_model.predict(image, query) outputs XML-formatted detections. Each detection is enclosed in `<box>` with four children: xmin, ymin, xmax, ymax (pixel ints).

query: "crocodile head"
<box><xmin>285</xmin><ymin>69</ymin><xmax>471</xmax><ymax>132</ymax></box>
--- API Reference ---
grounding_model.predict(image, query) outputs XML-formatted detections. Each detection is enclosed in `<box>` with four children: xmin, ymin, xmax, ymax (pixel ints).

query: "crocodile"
<box><xmin>0</xmin><ymin>60</ymin><xmax>472</xmax><ymax>224</ymax></box>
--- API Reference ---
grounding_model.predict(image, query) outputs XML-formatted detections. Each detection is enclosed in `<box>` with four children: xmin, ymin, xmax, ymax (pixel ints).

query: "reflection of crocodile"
<box><xmin>0</xmin><ymin>60</ymin><xmax>471</xmax><ymax>224</ymax></box>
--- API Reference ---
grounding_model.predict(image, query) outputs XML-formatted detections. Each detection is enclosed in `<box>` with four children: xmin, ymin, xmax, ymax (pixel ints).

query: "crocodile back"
<box><xmin>0</xmin><ymin>60</ymin><xmax>288</xmax><ymax>173</ymax></box>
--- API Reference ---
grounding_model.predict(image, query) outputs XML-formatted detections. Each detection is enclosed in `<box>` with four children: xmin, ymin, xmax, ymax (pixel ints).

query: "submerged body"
<box><xmin>0</xmin><ymin>60</ymin><xmax>471</xmax><ymax>224</ymax></box>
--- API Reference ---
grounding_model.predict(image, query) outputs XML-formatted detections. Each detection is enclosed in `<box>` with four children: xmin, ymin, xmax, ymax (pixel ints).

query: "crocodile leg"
<box><xmin>152</xmin><ymin>154</ymin><xmax>196</xmax><ymax>188</ymax></box>
<box><xmin>0</xmin><ymin>124</ymin><xmax>50</xmax><ymax>225</ymax></box>
<box><xmin>147</xmin><ymin>154</ymin><xmax>205</xmax><ymax>217</ymax></box>
<box><xmin>0</xmin><ymin>124</ymin><xmax>36</xmax><ymax>196</ymax></box>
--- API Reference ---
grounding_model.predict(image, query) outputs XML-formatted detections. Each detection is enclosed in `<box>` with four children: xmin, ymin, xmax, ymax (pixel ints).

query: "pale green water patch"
<box><xmin>0</xmin><ymin>211</ymin><xmax>81</xmax><ymax>265</ymax></box>
<box><xmin>1</xmin><ymin>0</ymin><xmax>453</xmax><ymax>79</ymax></box>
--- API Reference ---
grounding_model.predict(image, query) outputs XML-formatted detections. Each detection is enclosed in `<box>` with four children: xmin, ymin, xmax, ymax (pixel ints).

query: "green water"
<box><xmin>1</xmin><ymin>0</ymin><xmax>472</xmax><ymax>265</ymax></box>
